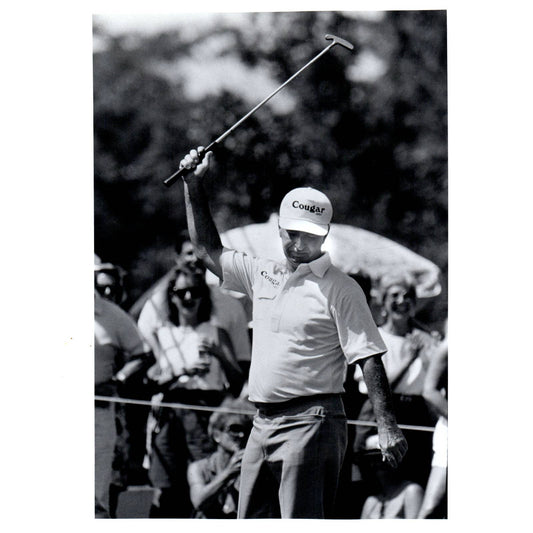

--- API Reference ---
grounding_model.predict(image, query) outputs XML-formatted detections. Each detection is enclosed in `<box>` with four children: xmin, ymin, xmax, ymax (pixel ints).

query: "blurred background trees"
<box><xmin>93</xmin><ymin>10</ymin><xmax>447</xmax><ymax>327</ymax></box>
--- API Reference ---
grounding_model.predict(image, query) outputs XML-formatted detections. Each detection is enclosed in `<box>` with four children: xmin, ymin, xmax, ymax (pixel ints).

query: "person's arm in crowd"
<box><xmin>403</xmin><ymin>483</ymin><xmax>424</xmax><ymax>519</ymax></box>
<box><xmin>113</xmin><ymin>351</ymin><xmax>156</xmax><ymax>397</ymax></box>
<box><xmin>358</xmin><ymin>354</ymin><xmax>408</xmax><ymax>468</ymax></box>
<box><xmin>112</xmin><ymin>304</ymin><xmax>156</xmax><ymax>395</ymax></box>
<box><xmin>422</xmin><ymin>338</ymin><xmax>448</xmax><ymax>419</ymax></box>
<box><xmin>179</xmin><ymin>147</ymin><xmax>224</xmax><ymax>279</ymax></box>
<box><xmin>417</xmin><ymin>464</ymin><xmax>447</xmax><ymax>519</ymax></box>
<box><xmin>187</xmin><ymin>450</ymin><xmax>244</xmax><ymax>513</ymax></box>
<box><xmin>137</xmin><ymin>300</ymin><xmax>164</xmax><ymax>359</ymax></box>
<box><xmin>114</xmin><ymin>351</ymin><xmax>155</xmax><ymax>383</ymax></box>
<box><xmin>360</xmin><ymin>495</ymin><xmax>379</xmax><ymax>519</ymax></box>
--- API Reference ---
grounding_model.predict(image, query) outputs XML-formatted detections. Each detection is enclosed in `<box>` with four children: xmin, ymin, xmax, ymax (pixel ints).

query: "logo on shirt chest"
<box><xmin>260</xmin><ymin>270</ymin><xmax>281</xmax><ymax>287</ymax></box>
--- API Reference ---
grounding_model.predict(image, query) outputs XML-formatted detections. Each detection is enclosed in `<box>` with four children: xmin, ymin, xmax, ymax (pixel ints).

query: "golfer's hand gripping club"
<box><xmin>178</xmin><ymin>147</ymin><xmax>212</xmax><ymax>179</ymax></box>
<box><xmin>164</xmin><ymin>141</ymin><xmax>216</xmax><ymax>186</ymax></box>
<box><xmin>163</xmin><ymin>33</ymin><xmax>354</xmax><ymax>188</ymax></box>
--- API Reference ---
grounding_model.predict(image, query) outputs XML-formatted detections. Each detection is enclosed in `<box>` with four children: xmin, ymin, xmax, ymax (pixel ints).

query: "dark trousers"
<box><xmin>238</xmin><ymin>394</ymin><xmax>347</xmax><ymax>519</ymax></box>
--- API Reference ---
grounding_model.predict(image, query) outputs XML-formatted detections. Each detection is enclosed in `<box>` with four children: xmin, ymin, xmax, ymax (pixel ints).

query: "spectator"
<box><xmin>145</xmin><ymin>268</ymin><xmax>244</xmax><ymax>518</ymax></box>
<box><xmin>94</xmin><ymin>288</ymin><xmax>152</xmax><ymax>518</ymax></box>
<box><xmin>136</xmin><ymin>231</ymin><xmax>251</xmax><ymax>376</ymax></box>
<box><xmin>354</xmin><ymin>272</ymin><xmax>438</xmax><ymax>487</ymax></box>
<box><xmin>359</xmin><ymin>451</ymin><xmax>424</xmax><ymax>519</ymax></box>
<box><xmin>187</xmin><ymin>399</ymin><xmax>253</xmax><ymax>518</ymax></box>
<box><xmin>94</xmin><ymin>257</ymin><xmax>154</xmax><ymax>513</ymax></box>
<box><xmin>94</xmin><ymin>257</ymin><xmax>127</xmax><ymax>306</ymax></box>
<box><xmin>418</xmin><ymin>327</ymin><xmax>448</xmax><ymax>518</ymax></box>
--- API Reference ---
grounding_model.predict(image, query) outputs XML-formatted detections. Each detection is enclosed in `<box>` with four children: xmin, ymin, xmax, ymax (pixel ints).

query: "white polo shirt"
<box><xmin>220</xmin><ymin>249</ymin><xmax>387</xmax><ymax>403</ymax></box>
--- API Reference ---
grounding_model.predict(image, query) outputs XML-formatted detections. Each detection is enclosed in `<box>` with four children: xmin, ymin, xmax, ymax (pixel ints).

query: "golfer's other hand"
<box><xmin>378</xmin><ymin>425</ymin><xmax>408</xmax><ymax>468</ymax></box>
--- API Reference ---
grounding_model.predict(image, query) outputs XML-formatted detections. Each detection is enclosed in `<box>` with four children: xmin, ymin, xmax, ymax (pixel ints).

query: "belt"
<box><xmin>254</xmin><ymin>393</ymin><xmax>341</xmax><ymax>416</ymax></box>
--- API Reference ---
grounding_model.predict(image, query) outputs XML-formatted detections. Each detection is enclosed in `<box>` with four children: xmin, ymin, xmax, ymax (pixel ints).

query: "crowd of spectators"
<box><xmin>94</xmin><ymin>239</ymin><xmax>447</xmax><ymax>519</ymax></box>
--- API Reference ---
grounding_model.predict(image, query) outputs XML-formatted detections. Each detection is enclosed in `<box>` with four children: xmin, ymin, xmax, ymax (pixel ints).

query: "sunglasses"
<box><xmin>171</xmin><ymin>287</ymin><xmax>204</xmax><ymax>300</ymax></box>
<box><xmin>387</xmin><ymin>289</ymin><xmax>415</xmax><ymax>301</ymax></box>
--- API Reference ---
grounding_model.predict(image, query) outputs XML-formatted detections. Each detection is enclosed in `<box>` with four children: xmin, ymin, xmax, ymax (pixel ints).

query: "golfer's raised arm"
<box><xmin>179</xmin><ymin>147</ymin><xmax>224</xmax><ymax>279</ymax></box>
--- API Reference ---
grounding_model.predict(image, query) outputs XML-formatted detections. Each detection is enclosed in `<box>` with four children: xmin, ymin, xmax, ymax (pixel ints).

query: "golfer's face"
<box><xmin>279</xmin><ymin>228</ymin><xmax>325</xmax><ymax>268</ymax></box>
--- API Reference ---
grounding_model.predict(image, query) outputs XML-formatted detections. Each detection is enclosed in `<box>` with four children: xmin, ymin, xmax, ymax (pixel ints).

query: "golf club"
<box><xmin>163</xmin><ymin>34</ymin><xmax>354</xmax><ymax>187</ymax></box>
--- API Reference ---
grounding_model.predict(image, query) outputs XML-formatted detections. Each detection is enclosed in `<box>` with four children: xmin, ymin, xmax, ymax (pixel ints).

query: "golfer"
<box><xmin>177</xmin><ymin>147</ymin><xmax>407</xmax><ymax>518</ymax></box>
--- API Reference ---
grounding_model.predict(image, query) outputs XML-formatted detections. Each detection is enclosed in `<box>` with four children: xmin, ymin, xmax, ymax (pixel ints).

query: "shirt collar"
<box><xmin>310</xmin><ymin>252</ymin><xmax>332</xmax><ymax>277</ymax></box>
<box><xmin>292</xmin><ymin>252</ymin><xmax>331</xmax><ymax>278</ymax></box>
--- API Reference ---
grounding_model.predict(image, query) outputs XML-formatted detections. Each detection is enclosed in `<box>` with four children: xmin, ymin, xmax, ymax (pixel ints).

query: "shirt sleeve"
<box><xmin>114</xmin><ymin>305</ymin><xmax>150</xmax><ymax>360</ymax></box>
<box><xmin>332</xmin><ymin>281</ymin><xmax>387</xmax><ymax>365</ymax></box>
<box><xmin>220</xmin><ymin>248</ymin><xmax>256</xmax><ymax>298</ymax></box>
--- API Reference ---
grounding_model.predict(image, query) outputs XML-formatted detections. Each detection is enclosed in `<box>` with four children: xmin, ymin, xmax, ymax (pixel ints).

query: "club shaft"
<box><xmin>213</xmin><ymin>42</ymin><xmax>335</xmax><ymax>144</ymax></box>
<box><xmin>163</xmin><ymin>39</ymin><xmax>340</xmax><ymax>187</ymax></box>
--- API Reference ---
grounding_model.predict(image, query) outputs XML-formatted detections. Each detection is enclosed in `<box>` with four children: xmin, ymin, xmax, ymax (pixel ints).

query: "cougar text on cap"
<box><xmin>278</xmin><ymin>187</ymin><xmax>333</xmax><ymax>236</ymax></box>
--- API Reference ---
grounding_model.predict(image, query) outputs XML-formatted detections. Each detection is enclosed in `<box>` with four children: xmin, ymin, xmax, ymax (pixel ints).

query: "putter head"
<box><xmin>325</xmin><ymin>34</ymin><xmax>354</xmax><ymax>51</ymax></box>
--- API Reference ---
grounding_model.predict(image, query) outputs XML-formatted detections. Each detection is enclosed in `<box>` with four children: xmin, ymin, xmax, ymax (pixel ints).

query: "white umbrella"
<box><xmin>219</xmin><ymin>214</ymin><xmax>442</xmax><ymax>300</ymax></box>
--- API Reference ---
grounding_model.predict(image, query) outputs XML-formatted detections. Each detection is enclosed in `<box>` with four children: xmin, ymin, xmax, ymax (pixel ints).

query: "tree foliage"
<box><xmin>93</xmin><ymin>10</ymin><xmax>447</xmax><ymax>325</ymax></box>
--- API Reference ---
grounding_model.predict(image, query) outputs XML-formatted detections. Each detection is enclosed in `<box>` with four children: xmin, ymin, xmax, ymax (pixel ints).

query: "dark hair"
<box><xmin>379</xmin><ymin>272</ymin><xmax>417</xmax><ymax>303</ymax></box>
<box><xmin>166</xmin><ymin>268</ymin><xmax>212</xmax><ymax>326</ymax></box>
<box><xmin>207</xmin><ymin>399</ymin><xmax>253</xmax><ymax>439</ymax></box>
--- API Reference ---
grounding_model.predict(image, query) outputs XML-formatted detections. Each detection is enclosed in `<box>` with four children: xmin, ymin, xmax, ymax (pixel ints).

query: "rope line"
<box><xmin>95</xmin><ymin>395</ymin><xmax>435</xmax><ymax>433</ymax></box>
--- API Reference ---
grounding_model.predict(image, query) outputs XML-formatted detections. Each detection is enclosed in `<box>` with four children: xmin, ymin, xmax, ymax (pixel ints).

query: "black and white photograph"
<box><xmin>4</xmin><ymin>1</ymin><xmax>531</xmax><ymax>529</ymax></box>
<box><xmin>93</xmin><ymin>9</ymin><xmax>448</xmax><ymax>520</ymax></box>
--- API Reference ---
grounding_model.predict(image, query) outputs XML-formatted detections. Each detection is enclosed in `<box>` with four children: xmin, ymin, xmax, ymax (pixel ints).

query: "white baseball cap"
<box><xmin>278</xmin><ymin>187</ymin><xmax>333</xmax><ymax>236</ymax></box>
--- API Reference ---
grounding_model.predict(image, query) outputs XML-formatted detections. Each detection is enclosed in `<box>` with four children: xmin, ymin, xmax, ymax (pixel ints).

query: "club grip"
<box><xmin>163</xmin><ymin>166</ymin><xmax>187</xmax><ymax>188</ymax></box>
<box><xmin>162</xmin><ymin>143</ymin><xmax>216</xmax><ymax>188</ymax></box>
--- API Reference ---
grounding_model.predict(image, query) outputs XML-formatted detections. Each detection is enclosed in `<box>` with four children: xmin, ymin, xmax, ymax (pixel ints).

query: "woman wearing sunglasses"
<box><xmin>145</xmin><ymin>268</ymin><xmax>244</xmax><ymax>518</ymax></box>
